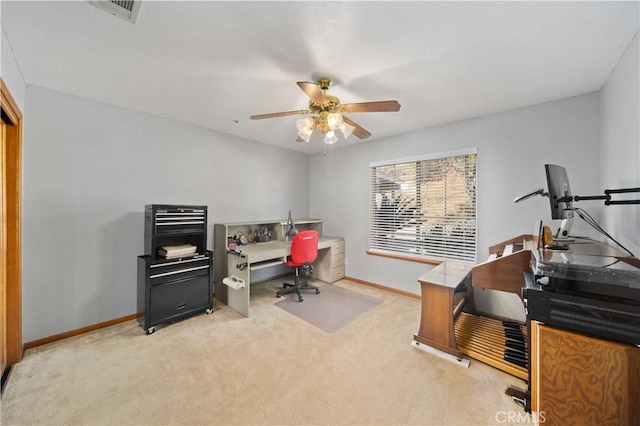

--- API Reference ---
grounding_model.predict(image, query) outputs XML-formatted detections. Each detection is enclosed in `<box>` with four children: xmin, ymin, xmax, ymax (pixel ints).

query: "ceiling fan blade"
<box><xmin>250</xmin><ymin>110</ymin><xmax>309</xmax><ymax>120</ymax></box>
<box><xmin>297</xmin><ymin>81</ymin><xmax>326</xmax><ymax>104</ymax></box>
<box><xmin>342</xmin><ymin>116</ymin><xmax>371</xmax><ymax>139</ymax></box>
<box><xmin>341</xmin><ymin>100</ymin><xmax>401</xmax><ymax>113</ymax></box>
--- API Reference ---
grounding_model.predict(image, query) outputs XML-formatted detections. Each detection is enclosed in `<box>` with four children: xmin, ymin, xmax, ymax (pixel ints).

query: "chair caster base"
<box><xmin>275</xmin><ymin>290</ymin><xmax>304</xmax><ymax>302</ymax></box>
<box><xmin>276</xmin><ymin>274</ymin><xmax>319</xmax><ymax>302</ymax></box>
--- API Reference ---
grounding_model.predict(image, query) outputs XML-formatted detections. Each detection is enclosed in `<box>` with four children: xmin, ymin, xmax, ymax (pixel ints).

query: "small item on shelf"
<box><xmin>233</xmin><ymin>231</ymin><xmax>249</xmax><ymax>245</ymax></box>
<box><xmin>253</xmin><ymin>225</ymin><xmax>271</xmax><ymax>242</ymax></box>
<box><xmin>158</xmin><ymin>243</ymin><xmax>197</xmax><ymax>259</ymax></box>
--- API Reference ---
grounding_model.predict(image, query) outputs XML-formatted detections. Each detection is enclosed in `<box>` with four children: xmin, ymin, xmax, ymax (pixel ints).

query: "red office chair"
<box><xmin>276</xmin><ymin>230</ymin><xmax>320</xmax><ymax>302</ymax></box>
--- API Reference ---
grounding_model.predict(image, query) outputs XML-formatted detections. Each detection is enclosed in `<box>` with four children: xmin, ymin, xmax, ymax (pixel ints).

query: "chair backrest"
<box><xmin>289</xmin><ymin>230</ymin><xmax>319</xmax><ymax>265</ymax></box>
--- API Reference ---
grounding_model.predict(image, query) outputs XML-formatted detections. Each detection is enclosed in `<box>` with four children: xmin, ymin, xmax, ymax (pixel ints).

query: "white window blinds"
<box><xmin>369</xmin><ymin>149</ymin><xmax>477</xmax><ymax>262</ymax></box>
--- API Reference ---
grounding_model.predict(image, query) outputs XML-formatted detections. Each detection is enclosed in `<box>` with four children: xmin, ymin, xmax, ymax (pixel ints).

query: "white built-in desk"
<box><xmin>214</xmin><ymin>219</ymin><xmax>344</xmax><ymax>317</ymax></box>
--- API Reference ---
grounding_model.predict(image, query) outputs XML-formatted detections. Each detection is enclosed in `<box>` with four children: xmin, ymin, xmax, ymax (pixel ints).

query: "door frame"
<box><xmin>1</xmin><ymin>78</ymin><xmax>23</xmax><ymax>367</ymax></box>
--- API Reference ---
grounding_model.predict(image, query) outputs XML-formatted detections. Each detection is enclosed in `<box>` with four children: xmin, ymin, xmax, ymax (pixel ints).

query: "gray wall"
<box><xmin>1</xmin><ymin>26</ymin><xmax>25</xmax><ymax>111</ymax></box>
<box><xmin>309</xmin><ymin>93</ymin><xmax>601</xmax><ymax>319</ymax></box>
<box><xmin>22</xmin><ymin>85</ymin><xmax>310</xmax><ymax>342</ymax></box>
<box><xmin>600</xmin><ymin>31</ymin><xmax>640</xmax><ymax>257</ymax></box>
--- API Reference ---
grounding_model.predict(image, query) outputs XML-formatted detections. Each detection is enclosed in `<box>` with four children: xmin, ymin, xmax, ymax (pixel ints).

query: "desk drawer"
<box><xmin>331</xmin><ymin>251</ymin><xmax>345</xmax><ymax>266</ymax></box>
<box><xmin>330</xmin><ymin>265</ymin><xmax>345</xmax><ymax>282</ymax></box>
<box><xmin>332</xmin><ymin>239</ymin><xmax>345</xmax><ymax>255</ymax></box>
<box><xmin>330</xmin><ymin>239</ymin><xmax>345</xmax><ymax>266</ymax></box>
<box><xmin>149</xmin><ymin>275</ymin><xmax>210</xmax><ymax>324</ymax></box>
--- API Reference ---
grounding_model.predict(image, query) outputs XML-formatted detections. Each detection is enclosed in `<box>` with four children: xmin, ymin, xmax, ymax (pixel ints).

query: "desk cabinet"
<box><xmin>314</xmin><ymin>238</ymin><xmax>345</xmax><ymax>283</ymax></box>
<box><xmin>531</xmin><ymin>321</ymin><xmax>640</xmax><ymax>425</ymax></box>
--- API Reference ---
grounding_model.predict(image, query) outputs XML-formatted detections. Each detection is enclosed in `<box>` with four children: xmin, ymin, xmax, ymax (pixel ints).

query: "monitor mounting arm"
<box><xmin>559</xmin><ymin>187</ymin><xmax>640</xmax><ymax>205</ymax></box>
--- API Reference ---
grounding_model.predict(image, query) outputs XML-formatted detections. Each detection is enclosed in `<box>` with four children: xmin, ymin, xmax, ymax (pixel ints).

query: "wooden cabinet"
<box><xmin>531</xmin><ymin>321</ymin><xmax>640</xmax><ymax>426</ymax></box>
<box><xmin>413</xmin><ymin>261</ymin><xmax>473</xmax><ymax>359</ymax></box>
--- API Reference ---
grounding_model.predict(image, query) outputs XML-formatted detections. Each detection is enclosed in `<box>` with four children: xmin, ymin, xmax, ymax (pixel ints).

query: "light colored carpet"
<box><xmin>275</xmin><ymin>283</ymin><xmax>383</xmax><ymax>333</ymax></box>
<box><xmin>1</xmin><ymin>279</ymin><xmax>530</xmax><ymax>425</ymax></box>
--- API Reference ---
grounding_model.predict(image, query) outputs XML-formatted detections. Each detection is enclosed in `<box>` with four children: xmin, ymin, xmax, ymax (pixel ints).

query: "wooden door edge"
<box><xmin>1</xmin><ymin>77</ymin><xmax>23</xmax><ymax>364</ymax></box>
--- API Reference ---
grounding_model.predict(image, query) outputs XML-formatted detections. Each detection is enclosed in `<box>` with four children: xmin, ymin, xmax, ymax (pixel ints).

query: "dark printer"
<box><xmin>525</xmin><ymin>250</ymin><xmax>640</xmax><ymax>345</ymax></box>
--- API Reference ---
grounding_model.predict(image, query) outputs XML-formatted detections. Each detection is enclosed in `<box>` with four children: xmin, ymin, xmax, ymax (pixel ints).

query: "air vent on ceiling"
<box><xmin>89</xmin><ymin>0</ymin><xmax>141</xmax><ymax>24</ymax></box>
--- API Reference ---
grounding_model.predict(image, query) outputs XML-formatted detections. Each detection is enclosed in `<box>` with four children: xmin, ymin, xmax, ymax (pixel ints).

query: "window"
<box><xmin>369</xmin><ymin>149</ymin><xmax>477</xmax><ymax>262</ymax></box>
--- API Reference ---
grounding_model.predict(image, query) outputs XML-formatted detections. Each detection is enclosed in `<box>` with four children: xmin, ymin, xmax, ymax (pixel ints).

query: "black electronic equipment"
<box><xmin>533</xmin><ymin>252</ymin><xmax>640</xmax><ymax>304</ymax></box>
<box><xmin>525</xmin><ymin>285</ymin><xmax>640</xmax><ymax>346</ymax></box>
<box><xmin>545</xmin><ymin>164</ymin><xmax>574</xmax><ymax>221</ymax></box>
<box><xmin>526</xmin><ymin>250</ymin><xmax>640</xmax><ymax>345</ymax></box>
<box><xmin>545</xmin><ymin>164</ymin><xmax>575</xmax><ymax>239</ymax></box>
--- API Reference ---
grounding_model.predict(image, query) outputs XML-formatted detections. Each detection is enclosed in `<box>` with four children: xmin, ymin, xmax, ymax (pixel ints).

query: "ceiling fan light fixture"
<box><xmin>340</xmin><ymin>122</ymin><xmax>355</xmax><ymax>139</ymax></box>
<box><xmin>250</xmin><ymin>77</ymin><xmax>399</xmax><ymax>147</ymax></box>
<box><xmin>324</xmin><ymin>130</ymin><xmax>338</xmax><ymax>145</ymax></box>
<box><xmin>296</xmin><ymin>117</ymin><xmax>315</xmax><ymax>142</ymax></box>
<box><xmin>326</xmin><ymin>112</ymin><xmax>343</xmax><ymax>131</ymax></box>
<box><xmin>297</xmin><ymin>131</ymin><xmax>312</xmax><ymax>143</ymax></box>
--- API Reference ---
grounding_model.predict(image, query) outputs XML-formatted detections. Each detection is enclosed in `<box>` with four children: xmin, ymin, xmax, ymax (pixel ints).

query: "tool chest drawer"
<box><xmin>148</xmin><ymin>274</ymin><xmax>211</xmax><ymax>324</ymax></box>
<box><xmin>149</xmin><ymin>206</ymin><xmax>206</xmax><ymax>234</ymax></box>
<box><xmin>149</xmin><ymin>256</ymin><xmax>211</xmax><ymax>285</ymax></box>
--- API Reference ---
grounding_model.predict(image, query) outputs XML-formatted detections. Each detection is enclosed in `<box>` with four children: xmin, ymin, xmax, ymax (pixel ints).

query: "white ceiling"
<box><xmin>2</xmin><ymin>1</ymin><xmax>638</xmax><ymax>154</ymax></box>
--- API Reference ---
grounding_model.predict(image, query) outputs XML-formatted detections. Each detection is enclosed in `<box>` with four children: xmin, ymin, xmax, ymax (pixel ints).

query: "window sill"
<box><xmin>366</xmin><ymin>250</ymin><xmax>441</xmax><ymax>266</ymax></box>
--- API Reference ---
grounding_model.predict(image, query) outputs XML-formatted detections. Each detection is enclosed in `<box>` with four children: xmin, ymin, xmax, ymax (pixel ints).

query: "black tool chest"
<box><xmin>137</xmin><ymin>205</ymin><xmax>213</xmax><ymax>334</ymax></box>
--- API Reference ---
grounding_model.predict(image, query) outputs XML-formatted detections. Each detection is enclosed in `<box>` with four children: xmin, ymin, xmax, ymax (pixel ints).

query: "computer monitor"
<box><xmin>545</xmin><ymin>164</ymin><xmax>575</xmax><ymax>239</ymax></box>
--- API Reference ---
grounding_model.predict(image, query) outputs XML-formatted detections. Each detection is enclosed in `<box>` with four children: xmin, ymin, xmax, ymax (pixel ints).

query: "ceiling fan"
<box><xmin>250</xmin><ymin>78</ymin><xmax>401</xmax><ymax>144</ymax></box>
